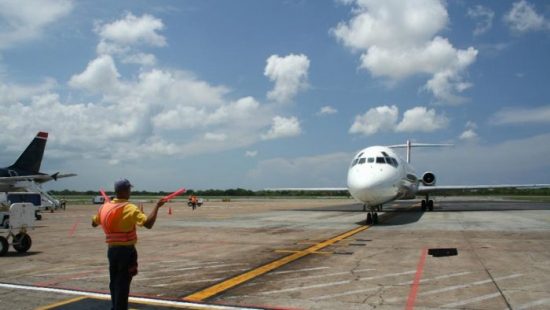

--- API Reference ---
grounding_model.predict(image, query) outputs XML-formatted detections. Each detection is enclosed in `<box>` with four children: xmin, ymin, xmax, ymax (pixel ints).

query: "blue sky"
<box><xmin>0</xmin><ymin>0</ymin><xmax>549</xmax><ymax>191</ymax></box>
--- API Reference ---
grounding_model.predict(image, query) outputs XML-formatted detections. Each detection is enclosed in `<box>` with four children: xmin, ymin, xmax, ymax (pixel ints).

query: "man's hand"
<box><xmin>156</xmin><ymin>199</ymin><xmax>166</xmax><ymax>208</ymax></box>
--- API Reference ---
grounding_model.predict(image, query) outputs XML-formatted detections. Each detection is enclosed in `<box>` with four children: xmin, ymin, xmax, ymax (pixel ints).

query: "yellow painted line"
<box><xmin>35</xmin><ymin>296</ymin><xmax>87</xmax><ymax>310</ymax></box>
<box><xmin>274</xmin><ymin>249</ymin><xmax>333</xmax><ymax>255</ymax></box>
<box><xmin>184</xmin><ymin>224</ymin><xmax>370</xmax><ymax>302</ymax></box>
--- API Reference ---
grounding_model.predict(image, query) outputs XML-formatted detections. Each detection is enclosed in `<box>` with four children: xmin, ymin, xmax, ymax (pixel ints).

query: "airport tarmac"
<box><xmin>0</xmin><ymin>197</ymin><xmax>549</xmax><ymax>309</ymax></box>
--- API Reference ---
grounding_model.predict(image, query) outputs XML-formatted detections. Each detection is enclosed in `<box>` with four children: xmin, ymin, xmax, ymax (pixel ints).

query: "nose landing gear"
<box><xmin>365</xmin><ymin>205</ymin><xmax>380</xmax><ymax>225</ymax></box>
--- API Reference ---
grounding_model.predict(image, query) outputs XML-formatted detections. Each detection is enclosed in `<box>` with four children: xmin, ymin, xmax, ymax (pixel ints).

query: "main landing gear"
<box><xmin>365</xmin><ymin>205</ymin><xmax>380</xmax><ymax>225</ymax></box>
<box><xmin>421</xmin><ymin>195</ymin><xmax>434</xmax><ymax>211</ymax></box>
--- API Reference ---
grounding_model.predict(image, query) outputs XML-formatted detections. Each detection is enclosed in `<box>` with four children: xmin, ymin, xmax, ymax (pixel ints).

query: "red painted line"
<box><xmin>405</xmin><ymin>248</ymin><xmax>427</xmax><ymax>310</ymax></box>
<box><xmin>68</xmin><ymin>220</ymin><xmax>80</xmax><ymax>237</ymax></box>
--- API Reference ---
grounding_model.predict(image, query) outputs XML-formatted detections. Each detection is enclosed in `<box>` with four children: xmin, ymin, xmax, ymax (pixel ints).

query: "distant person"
<box><xmin>92</xmin><ymin>179</ymin><xmax>165</xmax><ymax>310</ymax></box>
<box><xmin>191</xmin><ymin>195</ymin><xmax>198</xmax><ymax>210</ymax></box>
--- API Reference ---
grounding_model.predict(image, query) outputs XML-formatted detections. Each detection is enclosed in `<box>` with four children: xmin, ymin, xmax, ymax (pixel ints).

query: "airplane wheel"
<box><xmin>428</xmin><ymin>200</ymin><xmax>434</xmax><ymax>211</ymax></box>
<box><xmin>373</xmin><ymin>213</ymin><xmax>378</xmax><ymax>224</ymax></box>
<box><xmin>366</xmin><ymin>213</ymin><xmax>372</xmax><ymax>225</ymax></box>
<box><xmin>421</xmin><ymin>200</ymin><xmax>427</xmax><ymax>212</ymax></box>
<box><xmin>13</xmin><ymin>233</ymin><xmax>32</xmax><ymax>253</ymax></box>
<box><xmin>0</xmin><ymin>236</ymin><xmax>8</xmax><ymax>256</ymax></box>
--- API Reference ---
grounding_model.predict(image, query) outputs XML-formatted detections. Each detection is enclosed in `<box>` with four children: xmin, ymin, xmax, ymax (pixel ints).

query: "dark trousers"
<box><xmin>108</xmin><ymin>245</ymin><xmax>138</xmax><ymax>310</ymax></box>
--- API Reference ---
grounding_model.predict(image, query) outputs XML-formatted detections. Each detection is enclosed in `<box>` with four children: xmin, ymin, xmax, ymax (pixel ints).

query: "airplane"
<box><xmin>270</xmin><ymin>140</ymin><xmax>550</xmax><ymax>225</ymax></box>
<box><xmin>0</xmin><ymin>132</ymin><xmax>76</xmax><ymax>192</ymax></box>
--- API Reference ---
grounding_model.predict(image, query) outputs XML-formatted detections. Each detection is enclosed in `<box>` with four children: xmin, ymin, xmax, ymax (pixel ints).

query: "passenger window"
<box><xmin>358</xmin><ymin>158</ymin><xmax>366</xmax><ymax>164</ymax></box>
<box><xmin>376</xmin><ymin>157</ymin><xmax>385</xmax><ymax>164</ymax></box>
<box><xmin>367</xmin><ymin>157</ymin><xmax>374</xmax><ymax>163</ymax></box>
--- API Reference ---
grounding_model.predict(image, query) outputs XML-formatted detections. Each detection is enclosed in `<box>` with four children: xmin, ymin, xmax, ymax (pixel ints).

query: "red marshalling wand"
<box><xmin>161</xmin><ymin>188</ymin><xmax>186</xmax><ymax>202</ymax></box>
<box><xmin>99</xmin><ymin>188</ymin><xmax>110</xmax><ymax>203</ymax></box>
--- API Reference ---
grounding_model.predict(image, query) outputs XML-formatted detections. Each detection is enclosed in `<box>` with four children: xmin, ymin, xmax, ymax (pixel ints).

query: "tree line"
<box><xmin>49</xmin><ymin>187</ymin><xmax>550</xmax><ymax>197</ymax></box>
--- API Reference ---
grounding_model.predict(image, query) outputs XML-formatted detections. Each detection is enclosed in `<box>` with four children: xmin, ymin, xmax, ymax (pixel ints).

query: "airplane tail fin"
<box><xmin>9</xmin><ymin>132</ymin><xmax>48</xmax><ymax>173</ymax></box>
<box><xmin>389</xmin><ymin>140</ymin><xmax>452</xmax><ymax>163</ymax></box>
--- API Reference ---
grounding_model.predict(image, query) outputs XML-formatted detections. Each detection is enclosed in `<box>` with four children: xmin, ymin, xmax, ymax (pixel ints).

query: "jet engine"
<box><xmin>422</xmin><ymin>172</ymin><xmax>436</xmax><ymax>186</ymax></box>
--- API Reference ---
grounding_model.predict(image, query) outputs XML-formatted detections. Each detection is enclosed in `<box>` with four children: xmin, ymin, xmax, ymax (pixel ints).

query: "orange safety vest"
<box><xmin>98</xmin><ymin>201</ymin><xmax>137</xmax><ymax>244</ymax></box>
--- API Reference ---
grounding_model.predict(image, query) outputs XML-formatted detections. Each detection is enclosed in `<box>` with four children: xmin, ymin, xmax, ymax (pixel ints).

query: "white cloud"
<box><xmin>0</xmin><ymin>78</ymin><xmax>56</xmax><ymax>105</ymax></box>
<box><xmin>331</xmin><ymin>0</ymin><xmax>478</xmax><ymax>104</ymax></box>
<box><xmin>0</xmin><ymin>12</ymin><xmax>295</xmax><ymax>165</ymax></box>
<box><xmin>317</xmin><ymin>105</ymin><xmax>338</xmax><ymax>116</ymax></box>
<box><xmin>459</xmin><ymin>129</ymin><xmax>478</xmax><ymax>141</ymax></box>
<box><xmin>491</xmin><ymin>105</ymin><xmax>550</xmax><ymax>125</ymax></box>
<box><xmin>247</xmin><ymin>152</ymin><xmax>351</xmax><ymax>188</ymax></box>
<box><xmin>396</xmin><ymin>106</ymin><xmax>449</xmax><ymax>132</ymax></box>
<box><xmin>121</xmin><ymin>53</ymin><xmax>157</xmax><ymax>66</ymax></box>
<box><xmin>349</xmin><ymin>105</ymin><xmax>398</xmax><ymax>135</ymax></box>
<box><xmin>261</xmin><ymin>116</ymin><xmax>302</xmax><ymax>140</ymax></box>
<box><xmin>0</xmin><ymin>0</ymin><xmax>73</xmax><ymax>49</ymax></box>
<box><xmin>68</xmin><ymin>55</ymin><xmax>124</xmax><ymax>94</ymax></box>
<box><xmin>249</xmin><ymin>133</ymin><xmax>550</xmax><ymax>189</ymax></box>
<box><xmin>459</xmin><ymin>121</ymin><xmax>478</xmax><ymax>141</ymax></box>
<box><xmin>411</xmin><ymin>133</ymin><xmax>550</xmax><ymax>185</ymax></box>
<box><xmin>204</xmin><ymin>132</ymin><xmax>227</xmax><ymax>141</ymax></box>
<box><xmin>467</xmin><ymin>5</ymin><xmax>495</xmax><ymax>36</ymax></box>
<box><xmin>245</xmin><ymin>150</ymin><xmax>258</xmax><ymax>158</ymax></box>
<box><xmin>95</xmin><ymin>12</ymin><xmax>166</xmax><ymax>47</ymax></box>
<box><xmin>264</xmin><ymin>54</ymin><xmax>310</xmax><ymax>103</ymax></box>
<box><xmin>95</xmin><ymin>13</ymin><xmax>166</xmax><ymax>67</ymax></box>
<box><xmin>504</xmin><ymin>1</ymin><xmax>548</xmax><ymax>33</ymax></box>
<box><xmin>349</xmin><ymin>105</ymin><xmax>448</xmax><ymax>135</ymax></box>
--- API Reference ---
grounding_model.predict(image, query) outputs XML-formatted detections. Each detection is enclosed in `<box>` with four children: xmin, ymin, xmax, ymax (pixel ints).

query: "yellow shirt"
<box><xmin>92</xmin><ymin>198</ymin><xmax>148</xmax><ymax>246</ymax></box>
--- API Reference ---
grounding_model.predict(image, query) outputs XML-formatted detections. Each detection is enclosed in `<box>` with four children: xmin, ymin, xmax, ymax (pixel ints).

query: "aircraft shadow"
<box><xmin>2</xmin><ymin>251</ymin><xmax>42</xmax><ymax>257</ymax></box>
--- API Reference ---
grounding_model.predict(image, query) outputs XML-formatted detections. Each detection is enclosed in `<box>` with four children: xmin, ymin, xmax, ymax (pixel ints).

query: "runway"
<box><xmin>0</xmin><ymin>197</ymin><xmax>549</xmax><ymax>309</ymax></box>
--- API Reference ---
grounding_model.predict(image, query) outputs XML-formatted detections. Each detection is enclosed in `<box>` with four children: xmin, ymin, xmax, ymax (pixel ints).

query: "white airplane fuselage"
<box><xmin>347</xmin><ymin>146</ymin><xmax>419</xmax><ymax>207</ymax></box>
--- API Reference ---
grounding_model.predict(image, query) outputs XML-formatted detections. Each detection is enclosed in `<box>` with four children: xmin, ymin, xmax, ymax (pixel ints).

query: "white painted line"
<box><xmin>313</xmin><ymin>271</ymin><xmax>471</xmax><ymax>301</ymax></box>
<box><xmin>397</xmin><ymin>271</ymin><xmax>472</xmax><ymax>285</ymax></box>
<box><xmin>72</xmin><ymin>274</ymin><xmax>109</xmax><ymax>280</ymax></box>
<box><xmin>267</xmin><ymin>266</ymin><xmax>330</xmax><ymax>275</ymax></box>
<box><xmin>152</xmin><ymin>277</ymin><xmax>227</xmax><ymax>287</ymax></box>
<box><xmin>32</xmin><ymin>268</ymin><xmax>102</xmax><ymax>277</ymax></box>
<box><xmin>418</xmin><ymin>274</ymin><xmax>522</xmax><ymax>296</ymax></box>
<box><xmin>358</xmin><ymin>270</ymin><xmax>416</xmax><ymax>282</ymax></box>
<box><xmin>140</xmin><ymin>261</ymin><xmax>225</xmax><ymax>274</ymax></box>
<box><xmin>442</xmin><ymin>292</ymin><xmax>501</xmax><ymax>308</ymax></box>
<box><xmin>0</xmin><ymin>282</ymin><xmax>262</xmax><ymax>310</ymax></box>
<box><xmin>248</xmin><ymin>268</ymin><xmax>376</xmax><ymax>287</ymax></box>
<box><xmin>258</xmin><ymin>270</ymin><xmax>415</xmax><ymax>295</ymax></box>
<box><xmin>385</xmin><ymin>273</ymin><xmax>522</xmax><ymax>303</ymax></box>
<box><xmin>516</xmin><ymin>298</ymin><xmax>550</xmax><ymax>310</ymax></box>
<box><xmin>312</xmin><ymin>287</ymin><xmax>379</xmax><ymax>300</ymax></box>
<box><xmin>258</xmin><ymin>280</ymin><xmax>351</xmax><ymax>295</ymax></box>
<box><xmin>171</xmin><ymin>263</ymin><xmax>247</xmax><ymax>272</ymax></box>
<box><xmin>136</xmin><ymin>268</ymin><xmax>251</xmax><ymax>282</ymax></box>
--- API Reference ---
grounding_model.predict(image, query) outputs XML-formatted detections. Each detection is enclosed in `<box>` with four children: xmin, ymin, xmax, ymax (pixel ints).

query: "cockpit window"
<box><xmin>381</xmin><ymin>151</ymin><xmax>389</xmax><ymax>157</ymax></box>
<box><xmin>367</xmin><ymin>157</ymin><xmax>374</xmax><ymax>163</ymax></box>
<box><xmin>357</xmin><ymin>152</ymin><xmax>364</xmax><ymax>158</ymax></box>
<box><xmin>351</xmin><ymin>158</ymin><xmax>359</xmax><ymax>167</ymax></box>
<box><xmin>387</xmin><ymin>157</ymin><xmax>399</xmax><ymax>167</ymax></box>
<box><xmin>358</xmin><ymin>158</ymin><xmax>366</xmax><ymax>164</ymax></box>
<box><xmin>376</xmin><ymin>157</ymin><xmax>385</xmax><ymax>164</ymax></box>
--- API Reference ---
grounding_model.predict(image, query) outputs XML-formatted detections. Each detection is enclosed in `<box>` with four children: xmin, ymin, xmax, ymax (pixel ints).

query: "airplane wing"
<box><xmin>264</xmin><ymin>188</ymin><xmax>348</xmax><ymax>191</ymax></box>
<box><xmin>417</xmin><ymin>184</ymin><xmax>550</xmax><ymax>195</ymax></box>
<box><xmin>0</xmin><ymin>173</ymin><xmax>77</xmax><ymax>184</ymax></box>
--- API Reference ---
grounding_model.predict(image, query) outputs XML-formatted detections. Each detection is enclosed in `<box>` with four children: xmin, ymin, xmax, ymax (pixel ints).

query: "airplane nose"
<box><xmin>347</xmin><ymin>166</ymin><xmax>399</xmax><ymax>203</ymax></box>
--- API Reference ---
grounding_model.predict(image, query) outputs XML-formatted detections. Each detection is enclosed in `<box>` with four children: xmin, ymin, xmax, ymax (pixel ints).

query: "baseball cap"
<box><xmin>114</xmin><ymin>179</ymin><xmax>133</xmax><ymax>192</ymax></box>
